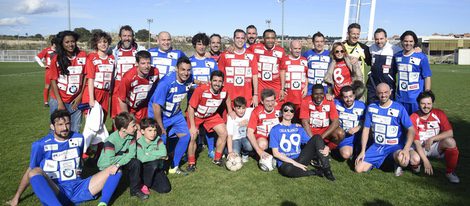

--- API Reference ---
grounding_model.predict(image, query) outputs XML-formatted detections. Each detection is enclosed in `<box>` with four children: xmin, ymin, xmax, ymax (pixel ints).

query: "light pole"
<box><xmin>147</xmin><ymin>18</ymin><xmax>153</xmax><ymax>49</ymax></box>
<box><xmin>266</xmin><ymin>19</ymin><xmax>271</xmax><ymax>29</ymax></box>
<box><xmin>67</xmin><ymin>0</ymin><xmax>71</xmax><ymax>30</ymax></box>
<box><xmin>278</xmin><ymin>0</ymin><xmax>286</xmax><ymax>48</ymax></box>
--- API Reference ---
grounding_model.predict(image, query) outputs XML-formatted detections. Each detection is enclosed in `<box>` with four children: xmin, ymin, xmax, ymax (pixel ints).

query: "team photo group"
<box><xmin>7</xmin><ymin>22</ymin><xmax>461</xmax><ymax>206</ymax></box>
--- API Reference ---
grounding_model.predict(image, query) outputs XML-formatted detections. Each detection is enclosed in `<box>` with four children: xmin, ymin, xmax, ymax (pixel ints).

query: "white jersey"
<box><xmin>227</xmin><ymin>108</ymin><xmax>254</xmax><ymax>140</ymax></box>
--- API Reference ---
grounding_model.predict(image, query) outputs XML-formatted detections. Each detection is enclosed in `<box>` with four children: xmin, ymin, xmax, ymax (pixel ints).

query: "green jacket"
<box><xmin>137</xmin><ymin>136</ymin><xmax>167</xmax><ymax>163</ymax></box>
<box><xmin>97</xmin><ymin>131</ymin><xmax>136</xmax><ymax>170</ymax></box>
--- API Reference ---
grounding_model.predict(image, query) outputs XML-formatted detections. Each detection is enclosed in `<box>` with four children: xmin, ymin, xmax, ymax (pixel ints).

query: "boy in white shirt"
<box><xmin>227</xmin><ymin>97</ymin><xmax>254</xmax><ymax>162</ymax></box>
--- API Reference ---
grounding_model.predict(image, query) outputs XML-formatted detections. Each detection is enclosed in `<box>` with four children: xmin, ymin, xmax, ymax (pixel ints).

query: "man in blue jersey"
<box><xmin>269</xmin><ymin>102</ymin><xmax>335</xmax><ymax>180</ymax></box>
<box><xmin>149</xmin><ymin>56</ymin><xmax>192</xmax><ymax>175</ymax></box>
<box><xmin>302</xmin><ymin>32</ymin><xmax>331</xmax><ymax>95</ymax></box>
<box><xmin>334</xmin><ymin>86</ymin><xmax>366</xmax><ymax>160</ymax></box>
<box><xmin>355</xmin><ymin>83</ymin><xmax>415</xmax><ymax>173</ymax></box>
<box><xmin>27</xmin><ymin>110</ymin><xmax>121</xmax><ymax>206</ymax></box>
<box><xmin>393</xmin><ymin>30</ymin><xmax>432</xmax><ymax>115</ymax></box>
<box><xmin>148</xmin><ymin>31</ymin><xmax>186</xmax><ymax>79</ymax></box>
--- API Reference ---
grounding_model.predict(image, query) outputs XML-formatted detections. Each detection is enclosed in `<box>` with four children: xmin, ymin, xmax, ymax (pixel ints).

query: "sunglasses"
<box><xmin>335</xmin><ymin>50</ymin><xmax>345</xmax><ymax>54</ymax></box>
<box><xmin>283</xmin><ymin>108</ymin><xmax>295</xmax><ymax>113</ymax></box>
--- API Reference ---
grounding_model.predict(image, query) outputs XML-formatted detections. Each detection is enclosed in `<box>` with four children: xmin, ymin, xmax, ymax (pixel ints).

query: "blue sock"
<box><xmin>30</xmin><ymin>175</ymin><xmax>62</xmax><ymax>205</ymax></box>
<box><xmin>206</xmin><ymin>134</ymin><xmax>215</xmax><ymax>152</ymax></box>
<box><xmin>173</xmin><ymin>134</ymin><xmax>190</xmax><ymax>168</ymax></box>
<box><xmin>100</xmin><ymin>172</ymin><xmax>122</xmax><ymax>204</ymax></box>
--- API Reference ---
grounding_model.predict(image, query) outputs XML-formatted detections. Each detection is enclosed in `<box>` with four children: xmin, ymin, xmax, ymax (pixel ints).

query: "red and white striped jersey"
<box><xmin>410</xmin><ymin>108</ymin><xmax>452</xmax><ymax>143</ymax></box>
<box><xmin>189</xmin><ymin>84</ymin><xmax>228</xmax><ymax>118</ymax></box>
<box><xmin>280</xmin><ymin>55</ymin><xmax>308</xmax><ymax>105</ymax></box>
<box><xmin>248</xmin><ymin>104</ymin><xmax>281</xmax><ymax>139</ymax></box>
<box><xmin>85</xmin><ymin>52</ymin><xmax>115</xmax><ymax>91</ymax></box>
<box><xmin>118</xmin><ymin>67</ymin><xmax>159</xmax><ymax>110</ymax></box>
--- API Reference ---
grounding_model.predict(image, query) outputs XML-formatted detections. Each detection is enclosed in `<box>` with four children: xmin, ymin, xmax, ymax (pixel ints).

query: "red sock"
<box><xmin>43</xmin><ymin>88</ymin><xmax>49</xmax><ymax>103</ymax></box>
<box><xmin>327</xmin><ymin>142</ymin><xmax>338</xmax><ymax>150</ymax></box>
<box><xmin>445</xmin><ymin>147</ymin><xmax>459</xmax><ymax>173</ymax></box>
<box><xmin>188</xmin><ymin>156</ymin><xmax>196</xmax><ymax>165</ymax></box>
<box><xmin>214</xmin><ymin>152</ymin><xmax>222</xmax><ymax>160</ymax></box>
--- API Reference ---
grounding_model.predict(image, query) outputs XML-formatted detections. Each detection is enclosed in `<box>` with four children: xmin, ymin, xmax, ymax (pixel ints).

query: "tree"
<box><xmin>73</xmin><ymin>27</ymin><xmax>91</xmax><ymax>42</ymax></box>
<box><xmin>91</xmin><ymin>29</ymin><xmax>104</xmax><ymax>35</ymax></box>
<box><xmin>135</xmin><ymin>29</ymin><xmax>150</xmax><ymax>42</ymax></box>
<box><xmin>34</xmin><ymin>33</ymin><xmax>43</xmax><ymax>40</ymax></box>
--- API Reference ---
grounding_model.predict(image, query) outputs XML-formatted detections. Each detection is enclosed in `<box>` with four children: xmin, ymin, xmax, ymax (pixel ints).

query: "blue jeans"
<box><xmin>232</xmin><ymin>138</ymin><xmax>253</xmax><ymax>155</ymax></box>
<box><xmin>49</xmin><ymin>98</ymin><xmax>82</xmax><ymax>132</ymax></box>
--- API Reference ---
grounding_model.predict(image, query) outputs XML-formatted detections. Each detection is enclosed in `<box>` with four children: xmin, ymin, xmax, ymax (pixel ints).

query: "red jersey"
<box><xmin>410</xmin><ymin>109</ymin><xmax>452</xmax><ymax>143</ymax></box>
<box><xmin>118</xmin><ymin>67</ymin><xmax>159</xmax><ymax>111</ymax></box>
<box><xmin>189</xmin><ymin>84</ymin><xmax>228</xmax><ymax>119</ymax></box>
<box><xmin>280</xmin><ymin>55</ymin><xmax>308</xmax><ymax>105</ymax></box>
<box><xmin>85</xmin><ymin>52</ymin><xmax>115</xmax><ymax>91</ymax></box>
<box><xmin>248</xmin><ymin>104</ymin><xmax>281</xmax><ymax>139</ymax></box>
<box><xmin>218</xmin><ymin>49</ymin><xmax>258</xmax><ymax>106</ymax></box>
<box><xmin>49</xmin><ymin>51</ymin><xmax>87</xmax><ymax>103</ymax></box>
<box><xmin>332</xmin><ymin>60</ymin><xmax>352</xmax><ymax>97</ymax></box>
<box><xmin>248</xmin><ymin>43</ymin><xmax>285</xmax><ymax>99</ymax></box>
<box><xmin>299</xmin><ymin>97</ymin><xmax>338</xmax><ymax>135</ymax></box>
<box><xmin>114</xmin><ymin>48</ymin><xmax>138</xmax><ymax>82</ymax></box>
<box><xmin>37</xmin><ymin>47</ymin><xmax>56</xmax><ymax>68</ymax></box>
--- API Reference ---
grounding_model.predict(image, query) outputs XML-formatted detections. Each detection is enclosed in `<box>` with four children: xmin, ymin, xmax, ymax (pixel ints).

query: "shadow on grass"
<box><xmin>281</xmin><ymin>200</ymin><xmax>298</xmax><ymax>206</ymax></box>
<box><xmin>363</xmin><ymin>199</ymin><xmax>393</xmax><ymax>206</ymax></box>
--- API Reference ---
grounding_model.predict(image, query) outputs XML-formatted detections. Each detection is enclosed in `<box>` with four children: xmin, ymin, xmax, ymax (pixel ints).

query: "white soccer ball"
<box><xmin>258</xmin><ymin>155</ymin><xmax>276</xmax><ymax>172</ymax></box>
<box><xmin>226</xmin><ymin>154</ymin><xmax>243</xmax><ymax>171</ymax></box>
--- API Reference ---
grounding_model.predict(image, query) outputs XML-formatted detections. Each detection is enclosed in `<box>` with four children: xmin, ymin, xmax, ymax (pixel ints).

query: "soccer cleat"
<box><xmin>446</xmin><ymin>172</ymin><xmax>460</xmax><ymax>184</ymax></box>
<box><xmin>168</xmin><ymin>167</ymin><xmax>188</xmax><ymax>176</ymax></box>
<box><xmin>208</xmin><ymin>150</ymin><xmax>215</xmax><ymax>159</ymax></box>
<box><xmin>310</xmin><ymin>159</ymin><xmax>322</xmax><ymax>168</ymax></box>
<box><xmin>141</xmin><ymin>185</ymin><xmax>150</xmax><ymax>195</ymax></box>
<box><xmin>394</xmin><ymin>165</ymin><xmax>404</xmax><ymax>177</ymax></box>
<box><xmin>411</xmin><ymin>165</ymin><xmax>421</xmax><ymax>174</ymax></box>
<box><xmin>241</xmin><ymin>155</ymin><xmax>249</xmax><ymax>163</ymax></box>
<box><xmin>323</xmin><ymin>169</ymin><xmax>335</xmax><ymax>181</ymax></box>
<box><xmin>187</xmin><ymin>164</ymin><xmax>197</xmax><ymax>172</ymax></box>
<box><xmin>131</xmin><ymin>191</ymin><xmax>149</xmax><ymax>200</ymax></box>
<box><xmin>97</xmin><ymin>202</ymin><xmax>107</xmax><ymax>206</ymax></box>
<box><xmin>212</xmin><ymin>159</ymin><xmax>224</xmax><ymax>167</ymax></box>
<box><xmin>309</xmin><ymin>169</ymin><xmax>324</xmax><ymax>177</ymax></box>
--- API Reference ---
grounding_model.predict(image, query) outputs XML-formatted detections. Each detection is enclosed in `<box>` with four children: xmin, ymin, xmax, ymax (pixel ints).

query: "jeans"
<box><xmin>232</xmin><ymin>138</ymin><xmax>253</xmax><ymax>155</ymax></box>
<box><xmin>49</xmin><ymin>98</ymin><xmax>82</xmax><ymax>132</ymax></box>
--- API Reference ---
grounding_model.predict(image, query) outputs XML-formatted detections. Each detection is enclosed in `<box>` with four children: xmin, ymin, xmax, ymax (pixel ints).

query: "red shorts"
<box><xmin>255</xmin><ymin>134</ymin><xmax>269</xmax><ymax>140</ymax></box>
<box><xmin>188</xmin><ymin>114</ymin><xmax>225</xmax><ymax>133</ymax></box>
<box><xmin>82</xmin><ymin>89</ymin><xmax>110</xmax><ymax>116</ymax></box>
<box><xmin>110</xmin><ymin>95</ymin><xmax>122</xmax><ymax>118</ymax></box>
<box><xmin>130</xmin><ymin>107</ymin><xmax>148</xmax><ymax>124</ymax></box>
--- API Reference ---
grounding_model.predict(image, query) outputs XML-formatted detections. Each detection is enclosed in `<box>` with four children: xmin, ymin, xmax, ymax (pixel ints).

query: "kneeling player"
<box><xmin>270</xmin><ymin>102</ymin><xmax>335</xmax><ymax>180</ymax></box>
<box><xmin>409</xmin><ymin>91</ymin><xmax>460</xmax><ymax>183</ymax></box>
<box><xmin>28</xmin><ymin>110</ymin><xmax>121</xmax><ymax>206</ymax></box>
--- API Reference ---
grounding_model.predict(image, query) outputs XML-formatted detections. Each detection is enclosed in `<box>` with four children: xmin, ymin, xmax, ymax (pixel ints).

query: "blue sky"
<box><xmin>0</xmin><ymin>0</ymin><xmax>469</xmax><ymax>38</ymax></box>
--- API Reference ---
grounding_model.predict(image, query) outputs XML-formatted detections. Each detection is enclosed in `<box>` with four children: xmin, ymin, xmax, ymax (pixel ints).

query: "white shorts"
<box><xmin>412</xmin><ymin>142</ymin><xmax>444</xmax><ymax>158</ymax></box>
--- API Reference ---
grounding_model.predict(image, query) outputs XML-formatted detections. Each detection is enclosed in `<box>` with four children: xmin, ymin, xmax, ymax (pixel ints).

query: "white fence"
<box><xmin>0</xmin><ymin>50</ymin><xmax>39</xmax><ymax>62</ymax></box>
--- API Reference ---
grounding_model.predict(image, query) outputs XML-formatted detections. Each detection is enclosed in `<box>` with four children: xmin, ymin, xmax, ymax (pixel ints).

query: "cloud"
<box><xmin>0</xmin><ymin>17</ymin><xmax>28</xmax><ymax>26</ymax></box>
<box><xmin>16</xmin><ymin>0</ymin><xmax>58</xmax><ymax>14</ymax></box>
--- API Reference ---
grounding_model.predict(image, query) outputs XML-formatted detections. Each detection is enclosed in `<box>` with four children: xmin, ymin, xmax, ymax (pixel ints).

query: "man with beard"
<box><xmin>148</xmin><ymin>31</ymin><xmax>186</xmax><ymax>79</ymax></box>
<box><xmin>209</xmin><ymin>34</ymin><xmax>222</xmax><ymax>62</ymax></box>
<box><xmin>246</xmin><ymin>25</ymin><xmax>258</xmax><ymax>48</ymax></box>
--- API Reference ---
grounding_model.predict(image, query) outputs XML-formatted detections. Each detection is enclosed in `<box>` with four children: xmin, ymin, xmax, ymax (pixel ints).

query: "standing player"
<box><xmin>187</xmin><ymin>71</ymin><xmax>233</xmax><ymax>170</ymax></box>
<box><xmin>248</xmin><ymin>29</ymin><xmax>286</xmax><ymax>102</ymax></box>
<box><xmin>334</xmin><ymin>86</ymin><xmax>366</xmax><ymax>160</ymax></box>
<box><xmin>300</xmin><ymin>84</ymin><xmax>341</xmax><ymax>149</ymax></box>
<box><xmin>35</xmin><ymin>37</ymin><xmax>56</xmax><ymax>107</ymax></box>
<box><xmin>302</xmin><ymin>32</ymin><xmax>330</xmax><ymax>95</ymax></box>
<box><xmin>190</xmin><ymin>33</ymin><xmax>219</xmax><ymax>88</ymax></box>
<box><xmin>280</xmin><ymin>40</ymin><xmax>308</xmax><ymax>116</ymax></box>
<box><xmin>247</xmin><ymin>89</ymin><xmax>281</xmax><ymax>161</ymax></box>
<box><xmin>393</xmin><ymin>30</ymin><xmax>432</xmax><ymax>114</ymax></box>
<box><xmin>209</xmin><ymin>34</ymin><xmax>222</xmax><ymax>62</ymax></box>
<box><xmin>246</xmin><ymin>25</ymin><xmax>258</xmax><ymax>48</ymax></box>
<box><xmin>409</xmin><ymin>91</ymin><xmax>460</xmax><ymax>183</ymax></box>
<box><xmin>355</xmin><ymin>83</ymin><xmax>415</xmax><ymax>174</ymax></box>
<box><xmin>111</xmin><ymin>25</ymin><xmax>146</xmax><ymax>119</ymax></box>
<box><xmin>148</xmin><ymin>31</ymin><xmax>186</xmax><ymax>79</ymax></box>
<box><xmin>49</xmin><ymin>30</ymin><xmax>87</xmax><ymax>132</ymax></box>
<box><xmin>270</xmin><ymin>102</ymin><xmax>335</xmax><ymax>180</ymax></box>
<box><xmin>343</xmin><ymin>23</ymin><xmax>371</xmax><ymax>81</ymax></box>
<box><xmin>148</xmin><ymin>56</ymin><xmax>192</xmax><ymax>175</ymax></box>
<box><xmin>117</xmin><ymin>51</ymin><xmax>159</xmax><ymax>123</ymax></box>
<box><xmin>218</xmin><ymin>29</ymin><xmax>259</xmax><ymax>107</ymax></box>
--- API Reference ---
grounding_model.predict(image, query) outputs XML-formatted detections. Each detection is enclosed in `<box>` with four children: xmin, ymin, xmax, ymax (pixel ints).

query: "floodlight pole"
<box><xmin>67</xmin><ymin>0</ymin><xmax>71</xmax><ymax>30</ymax></box>
<box><xmin>280</xmin><ymin>0</ymin><xmax>285</xmax><ymax>48</ymax></box>
<box><xmin>147</xmin><ymin>18</ymin><xmax>153</xmax><ymax>49</ymax></box>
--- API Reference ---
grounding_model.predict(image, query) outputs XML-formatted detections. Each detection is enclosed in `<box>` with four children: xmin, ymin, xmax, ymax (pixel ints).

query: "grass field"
<box><xmin>0</xmin><ymin>62</ymin><xmax>469</xmax><ymax>206</ymax></box>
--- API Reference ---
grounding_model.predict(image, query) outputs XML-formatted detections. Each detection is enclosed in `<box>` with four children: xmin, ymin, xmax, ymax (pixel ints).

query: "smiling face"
<box><xmin>62</xmin><ymin>35</ymin><xmax>76</xmax><ymax>55</ymax></box>
<box><xmin>290</xmin><ymin>40</ymin><xmax>302</xmax><ymax>58</ymax></box>
<box><xmin>376</xmin><ymin>83</ymin><xmax>391</xmax><ymax>105</ymax></box>
<box><xmin>233</xmin><ymin>31</ymin><xmax>246</xmax><ymax>50</ymax></box>
<box><xmin>402</xmin><ymin>35</ymin><xmax>415</xmax><ymax>53</ymax></box>
<box><xmin>97</xmin><ymin>37</ymin><xmax>109</xmax><ymax>54</ymax></box>
<box><xmin>312</xmin><ymin>88</ymin><xmax>325</xmax><ymax>105</ymax></box>
<box><xmin>158</xmin><ymin>32</ymin><xmax>172</xmax><ymax>52</ymax></box>
<box><xmin>176</xmin><ymin>62</ymin><xmax>191</xmax><ymax>82</ymax></box>
<box><xmin>313</xmin><ymin>36</ymin><xmax>325</xmax><ymax>52</ymax></box>
<box><xmin>120</xmin><ymin>29</ymin><xmax>133</xmax><ymax>49</ymax></box>
<box><xmin>247</xmin><ymin>28</ymin><xmax>257</xmax><ymax>45</ymax></box>
<box><xmin>137</xmin><ymin>58</ymin><xmax>151</xmax><ymax>77</ymax></box>
<box><xmin>341</xmin><ymin>90</ymin><xmax>355</xmax><ymax>108</ymax></box>
<box><xmin>333</xmin><ymin>45</ymin><xmax>345</xmax><ymax>60</ymax></box>
<box><xmin>263</xmin><ymin>31</ymin><xmax>276</xmax><ymax>50</ymax></box>
<box><xmin>419</xmin><ymin>97</ymin><xmax>433</xmax><ymax>115</ymax></box>
<box><xmin>51</xmin><ymin>116</ymin><xmax>71</xmax><ymax>139</ymax></box>
<box><xmin>374</xmin><ymin>31</ymin><xmax>387</xmax><ymax>48</ymax></box>
<box><xmin>348</xmin><ymin>28</ymin><xmax>360</xmax><ymax>44</ymax></box>
<box><xmin>281</xmin><ymin>105</ymin><xmax>295</xmax><ymax>122</ymax></box>
<box><xmin>210</xmin><ymin>36</ymin><xmax>221</xmax><ymax>53</ymax></box>
<box><xmin>210</xmin><ymin>75</ymin><xmax>223</xmax><ymax>93</ymax></box>
<box><xmin>195</xmin><ymin>41</ymin><xmax>207</xmax><ymax>57</ymax></box>
<box><xmin>261</xmin><ymin>95</ymin><xmax>276</xmax><ymax>112</ymax></box>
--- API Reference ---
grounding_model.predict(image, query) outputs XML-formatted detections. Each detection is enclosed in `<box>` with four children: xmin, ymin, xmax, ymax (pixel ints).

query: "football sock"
<box><xmin>100</xmin><ymin>172</ymin><xmax>122</xmax><ymax>204</ymax></box>
<box><xmin>173</xmin><ymin>134</ymin><xmax>190</xmax><ymax>168</ymax></box>
<box><xmin>43</xmin><ymin>88</ymin><xmax>49</xmax><ymax>103</ymax></box>
<box><xmin>206</xmin><ymin>134</ymin><xmax>215</xmax><ymax>152</ymax></box>
<box><xmin>188</xmin><ymin>156</ymin><xmax>196</xmax><ymax>165</ymax></box>
<box><xmin>215</xmin><ymin>152</ymin><xmax>222</xmax><ymax>161</ymax></box>
<box><xmin>30</xmin><ymin>175</ymin><xmax>62</xmax><ymax>205</ymax></box>
<box><xmin>444</xmin><ymin>147</ymin><xmax>459</xmax><ymax>173</ymax></box>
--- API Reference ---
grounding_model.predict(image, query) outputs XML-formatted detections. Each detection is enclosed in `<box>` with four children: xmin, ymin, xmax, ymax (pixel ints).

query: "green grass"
<box><xmin>0</xmin><ymin>62</ymin><xmax>469</xmax><ymax>205</ymax></box>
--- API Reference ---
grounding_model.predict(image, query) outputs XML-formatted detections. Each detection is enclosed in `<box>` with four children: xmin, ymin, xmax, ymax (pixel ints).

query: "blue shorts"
<box><xmin>163</xmin><ymin>113</ymin><xmax>189</xmax><ymax>138</ymax></box>
<box><xmin>399</xmin><ymin>102</ymin><xmax>419</xmax><ymax>115</ymax></box>
<box><xmin>58</xmin><ymin>177</ymin><xmax>96</xmax><ymax>204</ymax></box>
<box><xmin>338</xmin><ymin>134</ymin><xmax>358</xmax><ymax>149</ymax></box>
<box><xmin>364</xmin><ymin>144</ymin><xmax>403</xmax><ymax>169</ymax></box>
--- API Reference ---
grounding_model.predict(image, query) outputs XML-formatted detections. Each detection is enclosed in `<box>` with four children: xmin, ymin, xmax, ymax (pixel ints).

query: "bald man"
<box><xmin>355</xmin><ymin>83</ymin><xmax>415</xmax><ymax>175</ymax></box>
<box><xmin>148</xmin><ymin>31</ymin><xmax>187</xmax><ymax>79</ymax></box>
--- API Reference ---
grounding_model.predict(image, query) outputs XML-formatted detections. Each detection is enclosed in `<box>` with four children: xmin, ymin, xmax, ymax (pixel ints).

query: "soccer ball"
<box><xmin>226</xmin><ymin>154</ymin><xmax>243</xmax><ymax>171</ymax></box>
<box><xmin>258</xmin><ymin>155</ymin><xmax>276</xmax><ymax>172</ymax></box>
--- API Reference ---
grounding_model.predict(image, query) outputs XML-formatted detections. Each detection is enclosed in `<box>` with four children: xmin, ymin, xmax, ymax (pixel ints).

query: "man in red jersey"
<box><xmin>248</xmin><ymin>29</ymin><xmax>286</xmax><ymax>102</ymax></box>
<box><xmin>218</xmin><ymin>29</ymin><xmax>259</xmax><ymax>107</ymax></box>
<box><xmin>246</xmin><ymin>25</ymin><xmax>258</xmax><ymax>48</ymax></box>
<box><xmin>35</xmin><ymin>37</ymin><xmax>56</xmax><ymax>107</ymax></box>
<box><xmin>247</xmin><ymin>89</ymin><xmax>281</xmax><ymax>160</ymax></box>
<box><xmin>209</xmin><ymin>34</ymin><xmax>222</xmax><ymax>62</ymax></box>
<box><xmin>300</xmin><ymin>84</ymin><xmax>342</xmax><ymax>150</ymax></box>
<box><xmin>118</xmin><ymin>50</ymin><xmax>159</xmax><ymax>123</ymax></box>
<box><xmin>409</xmin><ymin>91</ymin><xmax>460</xmax><ymax>183</ymax></box>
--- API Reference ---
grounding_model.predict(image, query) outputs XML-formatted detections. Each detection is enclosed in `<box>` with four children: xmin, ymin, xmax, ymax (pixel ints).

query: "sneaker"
<box><xmin>141</xmin><ymin>185</ymin><xmax>150</xmax><ymax>195</ymax></box>
<box><xmin>446</xmin><ymin>172</ymin><xmax>460</xmax><ymax>184</ymax></box>
<box><xmin>394</xmin><ymin>165</ymin><xmax>404</xmax><ymax>177</ymax></box>
<box><xmin>411</xmin><ymin>165</ymin><xmax>421</xmax><ymax>174</ymax></box>
<box><xmin>212</xmin><ymin>159</ymin><xmax>224</xmax><ymax>167</ymax></box>
<box><xmin>309</xmin><ymin>169</ymin><xmax>324</xmax><ymax>177</ymax></box>
<box><xmin>208</xmin><ymin>150</ymin><xmax>215</xmax><ymax>159</ymax></box>
<box><xmin>131</xmin><ymin>191</ymin><xmax>149</xmax><ymax>200</ymax></box>
<box><xmin>241</xmin><ymin>155</ymin><xmax>249</xmax><ymax>163</ymax></box>
<box><xmin>323</xmin><ymin>169</ymin><xmax>335</xmax><ymax>181</ymax></box>
<box><xmin>310</xmin><ymin>159</ymin><xmax>322</xmax><ymax>167</ymax></box>
<box><xmin>168</xmin><ymin>166</ymin><xmax>188</xmax><ymax>176</ymax></box>
<box><xmin>97</xmin><ymin>202</ymin><xmax>107</xmax><ymax>206</ymax></box>
<box><xmin>187</xmin><ymin>164</ymin><xmax>197</xmax><ymax>172</ymax></box>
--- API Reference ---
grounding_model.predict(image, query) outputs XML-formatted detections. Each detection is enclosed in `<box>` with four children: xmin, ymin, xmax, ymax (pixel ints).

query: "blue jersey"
<box><xmin>29</xmin><ymin>132</ymin><xmax>84</xmax><ymax>184</ymax></box>
<box><xmin>148</xmin><ymin>72</ymin><xmax>192</xmax><ymax>118</ymax></box>
<box><xmin>189</xmin><ymin>55</ymin><xmax>218</xmax><ymax>85</ymax></box>
<box><xmin>393</xmin><ymin>51</ymin><xmax>432</xmax><ymax>103</ymax></box>
<box><xmin>302</xmin><ymin>49</ymin><xmax>330</xmax><ymax>94</ymax></box>
<box><xmin>148</xmin><ymin>47</ymin><xmax>186</xmax><ymax>79</ymax></box>
<box><xmin>364</xmin><ymin>101</ymin><xmax>412</xmax><ymax>146</ymax></box>
<box><xmin>269</xmin><ymin>124</ymin><xmax>310</xmax><ymax>166</ymax></box>
<box><xmin>334</xmin><ymin>99</ymin><xmax>366</xmax><ymax>132</ymax></box>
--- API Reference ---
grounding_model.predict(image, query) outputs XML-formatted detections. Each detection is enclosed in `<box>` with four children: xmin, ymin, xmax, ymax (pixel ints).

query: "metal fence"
<box><xmin>0</xmin><ymin>50</ymin><xmax>39</xmax><ymax>62</ymax></box>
